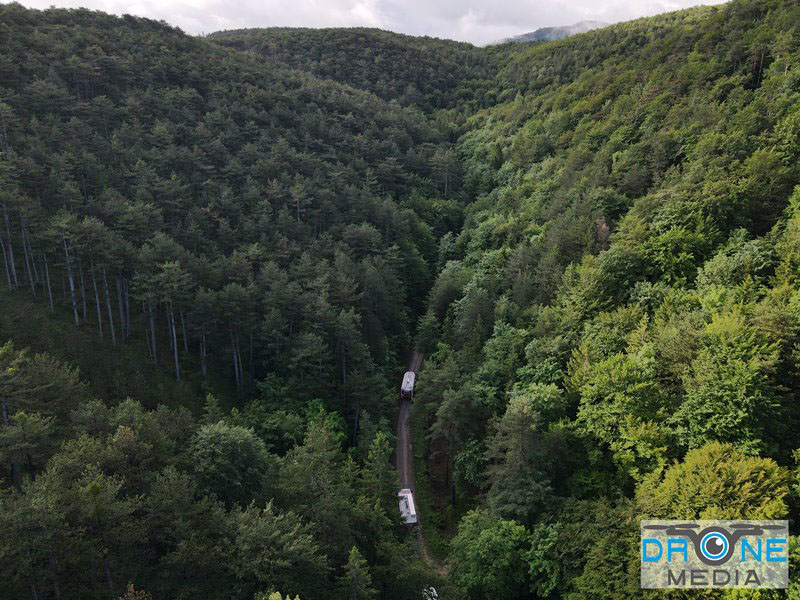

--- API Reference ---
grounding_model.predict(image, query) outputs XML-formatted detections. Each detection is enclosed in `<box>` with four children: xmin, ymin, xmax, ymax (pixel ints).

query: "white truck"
<box><xmin>400</xmin><ymin>371</ymin><xmax>416</xmax><ymax>399</ymax></box>
<box><xmin>398</xmin><ymin>488</ymin><xmax>418</xmax><ymax>525</ymax></box>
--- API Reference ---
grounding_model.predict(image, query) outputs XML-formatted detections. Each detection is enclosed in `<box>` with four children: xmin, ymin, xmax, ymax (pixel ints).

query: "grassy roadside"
<box><xmin>410</xmin><ymin>392</ymin><xmax>454</xmax><ymax>562</ymax></box>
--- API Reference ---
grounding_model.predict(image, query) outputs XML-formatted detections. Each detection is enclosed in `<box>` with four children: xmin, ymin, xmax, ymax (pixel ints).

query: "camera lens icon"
<box><xmin>697</xmin><ymin>527</ymin><xmax>734</xmax><ymax>565</ymax></box>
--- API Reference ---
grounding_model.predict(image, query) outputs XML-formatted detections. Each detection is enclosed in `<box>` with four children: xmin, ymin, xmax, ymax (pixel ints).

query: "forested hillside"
<box><xmin>2</xmin><ymin>0</ymin><xmax>800</xmax><ymax>598</ymax></box>
<box><xmin>0</xmin><ymin>4</ymin><xmax>458</xmax><ymax>598</ymax></box>
<box><xmin>209</xmin><ymin>27</ymin><xmax>497</xmax><ymax>113</ymax></box>
<box><xmin>414</xmin><ymin>1</ymin><xmax>800</xmax><ymax>597</ymax></box>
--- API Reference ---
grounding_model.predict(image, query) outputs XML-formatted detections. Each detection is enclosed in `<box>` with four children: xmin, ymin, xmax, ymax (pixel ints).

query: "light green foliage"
<box><xmin>637</xmin><ymin>442</ymin><xmax>789</xmax><ymax>519</ymax></box>
<box><xmin>676</xmin><ymin>310</ymin><xmax>780</xmax><ymax>452</ymax></box>
<box><xmin>575</xmin><ymin>346</ymin><xmax>672</xmax><ymax>480</ymax></box>
<box><xmin>449</xmin><ymin>510</ymin><xmax>531</xmax><ymax>599</ymax></box>
<box><xmin>0</xmin><ymin>410</ymin><xmax>56</xmax><ymax>477</ymax></box>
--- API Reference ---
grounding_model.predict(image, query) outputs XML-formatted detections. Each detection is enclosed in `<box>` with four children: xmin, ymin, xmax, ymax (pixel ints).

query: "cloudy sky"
<box><xmin>12</xmin><ymin>0</ymin><xmax>728</xmax><ymax>45</ymax></box>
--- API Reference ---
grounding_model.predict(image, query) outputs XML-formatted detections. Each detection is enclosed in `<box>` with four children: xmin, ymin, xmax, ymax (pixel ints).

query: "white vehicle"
<box><xmin>400</xmin><ymin>371</ymin><xmax>416</xmax><ymax>399</ymax></box>
<box><xmin>398</xmin><ymin>488</ymin><xmax>418</xmax><ymax>524</ymax></box>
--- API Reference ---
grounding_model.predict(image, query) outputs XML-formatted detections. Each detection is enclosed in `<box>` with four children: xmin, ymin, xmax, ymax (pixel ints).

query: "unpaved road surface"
<box><xmin>395</xmin><ymin>351</ymin><xmax>447</xmax><ymax>575</ymax></box>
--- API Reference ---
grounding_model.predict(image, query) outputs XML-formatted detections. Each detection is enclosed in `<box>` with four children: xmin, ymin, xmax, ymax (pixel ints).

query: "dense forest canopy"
<box><xmin>2</xmin><ymin>0</ymin><xmax>800</xmax><ymax>598</ymax></box>
<box><xmin>208</xmin><ymin>27</ymin><xmax>498</xmax><ymax>113</ymax></box>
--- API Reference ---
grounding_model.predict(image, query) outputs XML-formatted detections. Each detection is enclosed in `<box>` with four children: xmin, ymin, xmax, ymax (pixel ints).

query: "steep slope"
<box><xmin>0</xmin><ymin>3</ymin><xmax>456</xmax><ymax>414</ymax></box>
<box><xmin>209</xmin><ymin>27</ymin><xmax>497</xmax><ymax>112</ymax></box>
<box><xmin>416</xmin><ymin>0</ymin><xmax>800</xmax><ymax>596</ymax></box>
<box><xmin>0</xmin><ymin>6</ymin><xmax>454</xmax><ymax>598</ymax></box>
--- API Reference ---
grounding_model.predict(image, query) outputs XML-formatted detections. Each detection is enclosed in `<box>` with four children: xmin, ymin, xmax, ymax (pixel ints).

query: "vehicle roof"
<box><xmin>401</xmin><ymin>371</ymin><xmax>416</xmax><ymax>390</ymax></box>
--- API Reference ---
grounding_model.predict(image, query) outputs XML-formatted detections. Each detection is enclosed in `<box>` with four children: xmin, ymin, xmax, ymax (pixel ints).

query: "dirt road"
<box><xmin>396</xmin><ymin>351</ymin><xmax>422</xmax><ymax>489</ymax></box>
<box><xmin>395</xmin><ymin>351</ymin><xmax>447</xmax><ymax>575</ymax></box>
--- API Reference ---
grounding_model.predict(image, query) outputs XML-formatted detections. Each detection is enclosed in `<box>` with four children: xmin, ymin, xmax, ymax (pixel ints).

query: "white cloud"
<box><xmin>9</xmin><ymin>0</ymin><xmax>729</xmax><ymax>44</ymax></box>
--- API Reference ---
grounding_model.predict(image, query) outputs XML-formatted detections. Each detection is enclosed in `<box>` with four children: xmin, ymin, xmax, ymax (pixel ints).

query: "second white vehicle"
<box><xmin>398</xmin><ymin>488</ymin><xmax>418</xmax><ymax>524</ymax></box>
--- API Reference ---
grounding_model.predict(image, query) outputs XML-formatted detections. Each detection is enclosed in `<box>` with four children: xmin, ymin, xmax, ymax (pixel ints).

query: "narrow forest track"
<box><xmin>396</xmin><ymin>351</ymin><xmax>449</xmax><ymax>577</ymax></box>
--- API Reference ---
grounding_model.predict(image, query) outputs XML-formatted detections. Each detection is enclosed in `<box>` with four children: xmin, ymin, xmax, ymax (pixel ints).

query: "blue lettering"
<box><xmin>667</xmin><ymin>538</ymin><xmax>688</xmax><ymax>562</ymax></box>
<box><xmin>642</xmin><ymin>539</ymin><xmax>663</xmax><ymax>562</ymax></box>
<box><xmin>766</xmin><ymin>539</ymin><xmax>787</xmax><ymax>563</ymax></box>
<box><xmin>741</xmin><ymin>538</ymin><xmax>762</xmax><ymax>562</ymax></box>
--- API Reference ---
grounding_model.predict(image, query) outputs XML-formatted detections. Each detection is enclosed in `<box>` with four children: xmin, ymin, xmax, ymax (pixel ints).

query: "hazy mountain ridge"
<box><xmin>494</xmin><ymin>20</ymin><xmax>609</xmax><ymax>44</ymax></box>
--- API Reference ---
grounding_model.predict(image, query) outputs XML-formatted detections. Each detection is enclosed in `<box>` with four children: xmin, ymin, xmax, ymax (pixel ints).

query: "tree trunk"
<box><xmin>48</xmin><ymin>550</ymin><xmax>61</xmax><ymax>600</ymax></box>
<box><xmin>341</xmin><ymin>345</ymin><xmax>347</xmax><ymax>387</ymax></box>
<box><xmin>148</xmin><ymin>301</ymin><xmax>157</xmax><ymax>364</ymax></box>
<box><xmin>78</xmin><ymin>260</ymin><xmax>87</xmax><ymax>322</ymax></box>
<box><xmin>144</xmin><ymin>306</ymin><xmax>152</xmax><ymax>361</ymax></box>
<box><xmin>230</xmin><ymin>329</ymin><xmax>240</xmax><ymax>390</ymax></box>
<box><xmin>104</xmin><ymin>558</ymin><xmax>114</xmax><ymax>600</ymax></box>
<box><xmin>116</xmin><ymin>276</ymin><xmax>126</xmax><ymax>340</ymax></box>
<box><xmin>2</xmin><ymin>204</ymin><xmax>18</xmax><ymax>287</ymax></box>
<box><xmin>249</xmin><ymin>330</ymin><xmax>254</xmax><ymax>381</ymax></box>
<box><xmin>20</xmin><ymin>222</ymin><xmax>36</xmax><ymax>297</ymax></box>
<box><xmin>0</xmin><ymin>107</ymin><xmax>9</xmax><ymax>155</ymax></box>
<box><xmin>0</xmin><ymin>235</ymin><xmax>12</xmax><ymax>289</ymax></box>
<box><xmin>236</xmin><ymin>332</ymin><xmax>244</xmax><ymax>385</ymax></box>
<box><xmin>169</xmin><ymin>306</ymin><xmax>180</xmax><ymax>381</ymax></box>
<box><xmin>180</xmin><ymin>310</ymin><xmax>189</xmax><ymax>353</ymax></box>
<box><xmin>200</xmin><ymin>330</ymin><xmax>207</xmax><ymax>377</ymax></box>
<box><xmin>43</xmin><ymin>253</ymin><xmax>53</xmax><ymax>311</ymax></box>
<box><xmin>27</xmin><ymin>229</ymin><xmax>39</xmax><ymax>285</ymax></box>
<box><xmin>352</xmin><ymin>408</ymin><xmax>359</xmax><ymax>447</ymax></box>
<box><xmin>102</xmin><ymin>268</ymin><xmax>116</xmax><ymax>345</ymax></box>
<box><xmin>62</xmin><ymin>236</ymin><xmax>79</xmax><ymax>327</ymax></box>
<box><xmin>167</xmin><ymin>310</ymin><xmax>173</xmax><ymax>352</ymax></box>
<box><xmin>123</xmin><ymin>278</ymin><xmax>131</xmax><ymax>339</ymax></box>
<box><xmin>91</xmin><ymin>264</ymin><xmax>103</xmax><ymax>338</ymax></box>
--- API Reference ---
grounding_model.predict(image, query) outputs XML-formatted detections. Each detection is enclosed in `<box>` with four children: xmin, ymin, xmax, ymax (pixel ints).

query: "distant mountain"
<box><xmin>497</xmin><ymin>20</ymin><xmax>609</xmax><ymax>44</ymax></box>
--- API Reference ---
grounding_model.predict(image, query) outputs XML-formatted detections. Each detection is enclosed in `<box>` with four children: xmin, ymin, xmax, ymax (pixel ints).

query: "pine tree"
<box><xmin>336</xmin><ymin>547</ymin><xmax>376</xmax><ymax>600</ymax></box>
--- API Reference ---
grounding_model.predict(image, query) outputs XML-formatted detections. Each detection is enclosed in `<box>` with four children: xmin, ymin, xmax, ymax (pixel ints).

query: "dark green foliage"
<box><xmin>188</xmin><ymin>421</ymin><xmax>274</xmax><ymax>507</ymax></box>
<box><xmin>336</xmin><ymin>546</ymin><xmax>377</xmax><ymax>600</ymax></box>
<box><xmin>209</xmin><ymin>27</ymin><xmax>496</xmax><ymax>113</ymax></box>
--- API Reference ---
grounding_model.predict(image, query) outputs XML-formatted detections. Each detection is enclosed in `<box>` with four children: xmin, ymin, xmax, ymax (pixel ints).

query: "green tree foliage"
<box><xmin>448</xmin><ymin>510</ymin><xmax>531</xmax><ymax>599</ymax></box>
<box><xmin>229</xmin><ymin>502</ymin><xmax>328</xmax><ymax>599</ymax></box>
<box><xmin>486</xmin><ymin>389</ymin><xmax>557</xmax><ymax>525</ymax></box>
<box><xmin>336</xmin><ymin>546</ymin><xmax>377</xmax><ymax>600</ymax></box>
<box><xmin>209</xmin><ymin>27</ymin><xmax>496</xmax><ymax>112</ymax></box>
<box><xmin>188</xmin><ymin>421</ymin><xmax>274</xmax><ymax>507</ymax></box>
<box><xmin>637</xmin><ymin>442</ymin><xmax>790</xmax><ymax>520</ymax></box>
<box><xmin>4</xmin><ymin>0</ymin><xmax>800</xmax><ymax>597</ymax></box>
<box><xmin>410</xmin><ymin>1</ymin><xmax>800</xmax><ymax>597</ymax></box>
